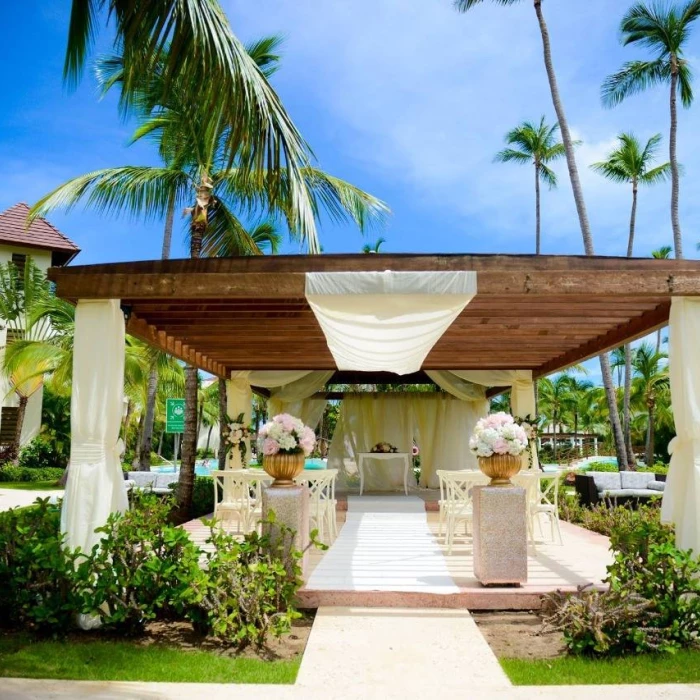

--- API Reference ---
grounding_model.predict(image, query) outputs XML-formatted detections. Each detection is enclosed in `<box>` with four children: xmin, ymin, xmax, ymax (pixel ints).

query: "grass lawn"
<box><xmin>0</xmin><ymin>634</ymin><xmax>300</xmax><ymax>684</ymax></box>
<box><xmin>0</xmin><ymin>481</ymin><xmax>63</xmax><ymax>491</ymax></box>
<box><xmin>501</xmin><ymin>650</ymin><xmax>700</xmax><ymax>685</ymax></box>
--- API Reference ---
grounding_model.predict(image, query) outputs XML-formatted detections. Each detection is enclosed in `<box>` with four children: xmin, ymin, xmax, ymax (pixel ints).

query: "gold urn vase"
<box><xmin>263</xmin><ymin>452</ymin><xmax>306</xmax><ymax>487</ymax></box>
<box><xmin>478</xmin><ymin>454</ymin><xmax>521</xmax><ymax>487</ymax></box>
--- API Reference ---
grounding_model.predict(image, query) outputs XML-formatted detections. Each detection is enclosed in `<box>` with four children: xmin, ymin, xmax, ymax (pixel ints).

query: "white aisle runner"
<box><xmin>305</xmin><ymin>495</ymin><xmax>459</xmax><ymax>593</ymax></box>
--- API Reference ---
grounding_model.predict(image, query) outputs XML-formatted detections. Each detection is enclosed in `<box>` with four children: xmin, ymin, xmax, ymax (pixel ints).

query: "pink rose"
<box><xmin>262</xmin><ymin>438</ymin><xmax>280</xmax><ymax>456</ymax></box>
<box><xmin>493</xmin><ymin>437</ymin><xmax>508</xmax><ymax>454</ymax></box>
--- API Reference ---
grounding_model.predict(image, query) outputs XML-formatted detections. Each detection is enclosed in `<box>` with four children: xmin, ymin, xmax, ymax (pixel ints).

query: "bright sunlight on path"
<box><xmin>305</xmin><ymin>495</ymin><xmax>458</xmax><ymax>593</ymax></box>
<box><xmin>0</xmin><ymin>488</ymin><xmax>62</xmax><ymax>512</ymax></box>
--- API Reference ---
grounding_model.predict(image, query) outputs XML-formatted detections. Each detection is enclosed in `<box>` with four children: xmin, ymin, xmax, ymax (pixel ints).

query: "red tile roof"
<box><xmin>0</xmin><ymin>203</ymin><xmax>80</xmax><ymax>263</ymax></box>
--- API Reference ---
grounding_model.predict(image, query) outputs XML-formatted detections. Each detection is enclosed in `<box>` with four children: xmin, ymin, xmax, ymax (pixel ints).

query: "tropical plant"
<box><xmin>602</xmin><ymin>0</ymin><xmax>700</xmax><ymax>259</ymax></box>
<box><xmin>455</xmin><ymin>0</ymin><xmax>628</xmax><ymax>471</ymax></box>
<box><xmin>362</xmin><ymin>237</ymin><xmax>386</xmax><ymax>254</ymax></box>
<box><xmin>652</xmin><ymin>246</ymin><xmax>672</xmax><ymax>351</ymax></box>
<box><xmin>494</xmin><ymin>117</ymin><xmax>567</xmax><ymax>253</ymax></box>
<box><xmin>537</xmin><ymin>374</ymin><xmax>575</xmax><ymax>461</ymax></box>
<box><xmin>631</xmin><ymin>342</ymin><xmax>670</xmax><ymax>466</ymax></box>
<box><xmin>591</xmin><ymin>132</ymin><xmax>670</xmax><ymax>467</ymax></box>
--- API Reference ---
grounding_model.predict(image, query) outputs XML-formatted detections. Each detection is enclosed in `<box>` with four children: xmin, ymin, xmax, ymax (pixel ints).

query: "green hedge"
<box><xmin>17</xmin><ymin>437</ymin><xmax>68</xmax><ymax>471</ymax></box>
<box><xmin>0</xmin><ymin>467</ymin><xmax>65</xmax><ymax>483</ymax></box>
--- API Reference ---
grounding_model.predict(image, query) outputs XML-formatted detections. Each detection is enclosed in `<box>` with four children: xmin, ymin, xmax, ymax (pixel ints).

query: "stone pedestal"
<box><xmin>473</xmin><ymin>485</ymin><xmax>527</xmax><ymax>586</ymax></box>
<box><xmin>262</xmin><ymin>485</ymin><xmax>310</xmax><ymax>576</ymax></box>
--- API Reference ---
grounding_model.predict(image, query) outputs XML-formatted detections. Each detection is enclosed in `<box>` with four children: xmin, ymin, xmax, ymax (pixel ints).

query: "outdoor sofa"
<box><xmin>574</xmin><ymin>470</ymin><xmax>666</xmax><ymax>507</ymax></box>
<box><xmin>125</xmin><ymin>471</ymin><xmax>177</xmax><ymax>495</ymax></box>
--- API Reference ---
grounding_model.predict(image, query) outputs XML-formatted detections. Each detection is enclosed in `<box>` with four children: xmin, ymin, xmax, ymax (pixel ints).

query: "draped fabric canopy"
<box><xmin>305</xmin><ymin>271</ymin><xmax>477</xmax><ymax>374</ymax></box>
<box><xmin>661</xmin><ymin>297</ymin><xmax>700</xmax><ymax>552</ymax></box>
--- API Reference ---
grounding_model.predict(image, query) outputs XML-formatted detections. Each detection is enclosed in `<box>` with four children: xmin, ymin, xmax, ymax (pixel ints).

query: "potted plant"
<box><xmin>259</xmin><ymin>414</ymin><xmax>317</xmax><ymax>487</ymax></box>
<box><xmin>469</xmin><ymin>412</ymin><xmax>529</xmax><ymax>486</ymax></box>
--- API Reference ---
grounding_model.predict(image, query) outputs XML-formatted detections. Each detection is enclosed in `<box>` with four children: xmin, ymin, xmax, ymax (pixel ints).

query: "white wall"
<box><xmin>0</xmin><ymin>245</ymin><xmax>52</xmax><ymax>275</ymax></box>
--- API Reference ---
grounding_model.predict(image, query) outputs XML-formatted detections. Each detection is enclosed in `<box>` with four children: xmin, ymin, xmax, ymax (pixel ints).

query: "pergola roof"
<box><xmin>48</xmin><ymin>253</ymin><xmax>700</xmax><ymax>381</ymax></box>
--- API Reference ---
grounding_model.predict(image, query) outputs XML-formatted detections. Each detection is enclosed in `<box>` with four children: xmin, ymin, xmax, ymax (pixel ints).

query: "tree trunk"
<box><xmin>10</xmin><ymin>394</ymin><xmax>28</xmax><ymax>465</ymax></box>
<box><xmin>552</xmin><ymin>418</ymin><xmax>557</xmax><ymax>461</ymax></box>
<box><xmin>628</xmin><ymin>182</ymin><xmax>638</xmax><ymax>258</ymax></box>
<box><xmin>622</xmin><ymin>344</ymin><xmax>634</xmax><ymax>470</ymax></box>
<box><xmin>121</xmin><ymin>400</ymin><xmax>132</xmax><ymax>445</ymax></box>
<box><xmin>157</xmin><ymin>429</ymin><xmax>164</xmax><ymax>457</ymax></box>
<box><xmin>176</xmin><ymin>176</ymin><xmax>211</xmax><ymax>519</ymax></box>
<box><xmin>646</xmin><ymin>400</ymin><xmax>655</xmax><ymax>467</ymax></box>
<box><xmin>669</xmin><ymin>59</ymin><xmax>683</xmax><ymax>259</ymax></box>
<box><xmin>138</xmin><ymin>368</ymin><xmax>158</xmax><ymax>471</ymax></box>
<box><xmin>217</xmin><ymin>378</ymin><xmax>228</xmax><ymax>469</ymax></box>
<box><xmin>138</xmin><ymin>197</ymin><xmax>175</xmax><ymax>472</ymax></box>
<box><xmin>205</xmin><ymin>425</ymin><xmax>213</xmax><ymax>455</ymax></box>
<box><xmin>533</xmin><ymin>0</ymin><xmax>594</xmax><ymax>255</ymax></box>
<box><xmin>600</xmin><ymin>355</ymin><xmax>628</xmax><ymax>468</ymax></box>
<box><xmin>573</xmin><ymin>411</ymin><xmax>579</xmax><ymax>456</ymax></box>
<box><xmin>535</xmin><ymin>162</ymin><xmax>541</xmax><ymax>255</ymax></box>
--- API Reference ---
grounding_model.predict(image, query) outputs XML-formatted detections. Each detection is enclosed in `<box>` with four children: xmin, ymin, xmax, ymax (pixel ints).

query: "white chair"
<box><xmin>211</xmin><ymin>470</ymin><xmax>271</xmax><ymax>533</ymax></box>
<box><xmin>437</xmin><ymin>470</ymin><xmax>484</xmax><ymax>554</ymax></box>
<box><xmin>297</xmin><ymin>469</ymin><xmax>338</xmax><ymax>544</ymax></box>
<box><xmin>534</xmin><ymin>472</ymin><xmax>563</xmax><ymax>545</ymax></box>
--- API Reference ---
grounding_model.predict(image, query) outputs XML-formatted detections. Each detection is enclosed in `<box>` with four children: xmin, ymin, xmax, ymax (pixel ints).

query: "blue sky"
<box><xmin>2</xmin><ymin>0</ymin><xmax>699</xmax><ymax>266</ymax></box>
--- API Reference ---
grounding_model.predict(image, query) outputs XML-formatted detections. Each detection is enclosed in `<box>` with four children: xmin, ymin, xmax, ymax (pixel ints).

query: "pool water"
<box><xmin>152</xmin><ymin>458</ymin><xmax>327</xmax><ymax>477</ymax></box>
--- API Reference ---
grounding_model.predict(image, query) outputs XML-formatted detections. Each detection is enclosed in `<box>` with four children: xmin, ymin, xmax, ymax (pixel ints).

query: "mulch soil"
<box><xmin>473</xmin><ymin>611</ymin><xmax>567</xmax><ymax>659</ymax></box>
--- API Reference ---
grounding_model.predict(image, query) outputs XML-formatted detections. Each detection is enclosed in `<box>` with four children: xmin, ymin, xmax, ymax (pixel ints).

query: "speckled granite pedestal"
<box><xmin>262</xmin><ymin>485</ymin><xmax>310</xmax><ymax>576</ymax></box>
<box><xmin>473</xmin><ymin>485</ymin><xmax>527</xmax><ymax>586</ymax></box>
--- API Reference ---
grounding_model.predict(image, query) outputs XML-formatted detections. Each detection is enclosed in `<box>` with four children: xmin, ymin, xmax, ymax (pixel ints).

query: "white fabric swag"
<box><xmin>305</xmin><ymin>271</ymin><xmax>477</xmax><ymax>375</ymax></box>
<box><xmin>661</xmin><ymin>297</ymin><xmax>700</xmax><ymax>552</ymax></box>
<box><xmin>61</xmin><ymin>300</ymin><xmax>129</xmax><ymax>555</ymax></box>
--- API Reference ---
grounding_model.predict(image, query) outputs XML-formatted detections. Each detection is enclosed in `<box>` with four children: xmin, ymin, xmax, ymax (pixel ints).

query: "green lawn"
<box><xmin>0</xmin><ymin>481</ymin><xmax>63</xmax><ymax>491</ymax></box>
<box><xmin>0</xmin><ymin>634</ymin><xmax>300</xmax><ymax>684</ymax></box>
<box><xmin>501</xmin><ymin>650</ymin><xmax>700</xmax><ymax>685</ymax></box>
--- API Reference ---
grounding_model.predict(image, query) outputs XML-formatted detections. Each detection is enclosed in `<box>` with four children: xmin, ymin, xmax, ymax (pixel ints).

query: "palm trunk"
<box><xmin>573</xmin><ymin>411</ymin><xmax>579</xmax><ymax>455</ymax></box>
<box><xmin>176</xmin><ymin>177</ymin><xmax>212</xmax><ymax>519</ymax></box>
<box><xmin>10</xmin><ymin>394</ymin><xmax>28</xmax><ymax>465</ymax></box>
<box><xmin>552</xmin><ymin>418</ymin><xmax>557</xmax><ymax>461</ymax></box>
<box><xmin>138</xmin><ymin>368</ymin><xmax>158</xmax><ymax>471</ymax></box>
<box><xmin>121</xmin><ymin>400</ymin><xmax>132</xmax><ymax>446</ymax></box>
<box><xmin>533</xmin><ymin>0</ymin><xmax>594</xmax><ymax>255</ymax></box>
<box><xmin>535</xmin><ymin>162</ymin><xmax>541</xmax><ymax>255</ymax></box>
<box><xmin>533</xmin><ymin>0</ymin><xmax>627</xmax><ymax>469</ymax></box>
<box><xmin>157</xmin><ymin>429</ymin><xmax>164</xmax><ymax>457</ymax></box>
<box><xmin>623</xmin><ymin>344</ymin><xmax>634</xmax><ymax>470</ymax></box>
<box><xmin>217</xmin><ymin>378</ymin><xmax>228</xmax><ymax>469</ymax></box>
<box><xmin>138</xmin><ymin>197</ymin><xmax>175</xmax><ymax>472</ymax></box>
<box><xmin>656</xmin><ymin>328</ymin><xmax>662</xmax><ymax>353</ymax></box>
<box><xmin>646</xmin><ymin>400</ymin><xmax>655</xmax><ymax>467</ymax></box>
<box><xmin>669</xmin><ymin>59</ymin><xmax>683</xmax><ymax>259</ymax></box>
<box><xmin>205</xmin><ymin>425</ymin><xmax>213</xmax><ymax>455</ymax></box>
<box><xmin>628</xmin><ymin>182</ymin><xmax>638</xmax><ymax>258</ymax></box>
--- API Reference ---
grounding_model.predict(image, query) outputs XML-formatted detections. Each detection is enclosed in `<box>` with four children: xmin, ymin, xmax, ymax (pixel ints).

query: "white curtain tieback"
<box><xmin>71</xmin><ymin>439</ymin><xmax>125</xmax><ymax>465</ymax></box>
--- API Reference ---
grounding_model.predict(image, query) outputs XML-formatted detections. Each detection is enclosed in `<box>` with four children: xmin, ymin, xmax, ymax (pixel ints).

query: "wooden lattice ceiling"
<box><xmin>48</xmin><ymin>254</ymin><xmax>700</xmax><ymax>380</ymax></box>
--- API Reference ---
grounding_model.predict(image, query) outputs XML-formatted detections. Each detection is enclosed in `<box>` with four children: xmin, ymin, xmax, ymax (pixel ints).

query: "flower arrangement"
<box><xmin>259</xmin><ymin>414</ymin><xmax>316</xmax><ymax>457</ymax></box>
<box><xmin>412</xmin><ymin>445</ymin><xmax>420</xmax><ymax>457</ymax></box>
<box><xmin>222</xmin><ymin>412</ymin><xmax>251</xmax><ymax>463</ymax></box>
<box><xmin>515</xmin><ymin>414</ymin><xmax>541</xmax><ymax>469</ymax></box>
<box><xmin>469</xmin><ymin>412</ymin><xmax>529</xmax><ymax>458</ymax></box>
<box><xmin>370</xmin><ymin>442</ymin><xmax>398</xmax><ymax>454</ymax></box>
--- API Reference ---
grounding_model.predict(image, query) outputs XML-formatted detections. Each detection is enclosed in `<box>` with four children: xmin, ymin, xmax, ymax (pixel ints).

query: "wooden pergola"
<box><xmin>48</xmin><ymin>254</ymin><xmax>700</xmax><ymax>383</ymax></box>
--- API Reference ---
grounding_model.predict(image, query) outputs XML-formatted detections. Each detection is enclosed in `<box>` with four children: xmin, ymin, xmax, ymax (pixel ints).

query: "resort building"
<box><xmin>0</xmin><ymin>203</ymin><xmax>80</xmax><ymax>448</ymax></box>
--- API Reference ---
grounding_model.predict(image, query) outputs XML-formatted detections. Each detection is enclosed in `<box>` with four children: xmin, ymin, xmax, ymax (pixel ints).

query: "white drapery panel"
<box><xmin>661</xmin><ymin>297</ymin><xmax>700</xmax><ymax>552</ymax></box>
<box><xmin>305</xmin><ymin>271</ymin><xmax>477</xmax><ymax>374</ymax></box>
<box><xmin>328</xmin><ymin>393</ymin><xmax>488</xmax><ymax>491</ymax></box>
<box><xmin>225</xmin><ymin>378</ymin><xmax>253</xmax><ymax>468</ymax></box>
<box><xmin>61</xmin><ymin>300</ymin><xmax>128</xmax><ymax>556</ymax></box>
<box><xmin>268</xmin><ymin>397</ymin><xmax>327</xmax><ymax>431</ymax></box>
<box><xmin>268</xmin><ymin>371</ymin><xmax>334</xmax><ymax>402</ymax></box>
<box><xmin>230</xmin><ymin>370</ymin><xmax>314</xmax><ymax>388</ymax></box>
<box><xmin>265</xmin><ymin>371</ymin><xmax>333</xmax><ymax>429</ymax></box>
<box><xmin>426</xmin><ymin>370</ymin><xmax>487</xmax><ymax>401</ymax></box>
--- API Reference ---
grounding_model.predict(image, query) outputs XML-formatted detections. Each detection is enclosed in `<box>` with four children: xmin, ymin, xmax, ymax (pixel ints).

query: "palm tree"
<box><xmin>64</xmin><ymin>2</ymin><xmax>321</xmax><ymax>246</ymax></box>
<box><xmin>652</xmin><ymin>245</ymin><xmax>673</xmax><ymax>351</ymax></box>
<box><xmin>32</xmin><ymin>45</ymin><xmax>388</xmax><ymax>519</ymax></box>
<box><xmin>537</xmin><ymin>374</ymin><xmax>575</xmax><ymax>461</ymax></box>
<box><xmin>362</xmin><ymin>237</ymin><xmax>386</xmax><ymax>254</ymax></box>
<box><xmin>602</xmin><ymin>1</ymin><xmax>700</xmax><ymax>259</ymax></box>
<box><xmin>494</xmin><ymin>117</ymin><xmax>567</xmax><ymax>254</ymax></box>
<box><xmin>631</xmin><ymin>342</ymin><xmax>669</xmax><ymax>466</ymax></box>
<box><xmin>454</xmin><ymin>0</ymin><xmax>629</xmax><ymax>471</ymax></box>
<box><xmin>591</xmin><ymin>132</ymin><xmax>670</xmax><ymax>467</ymax></box>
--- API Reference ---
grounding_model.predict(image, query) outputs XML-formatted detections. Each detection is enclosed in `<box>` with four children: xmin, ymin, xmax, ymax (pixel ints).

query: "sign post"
<box><xmin>166</xmin><ymin>398</ymin><xmax>185</xmax><ymax>467</ymax></box>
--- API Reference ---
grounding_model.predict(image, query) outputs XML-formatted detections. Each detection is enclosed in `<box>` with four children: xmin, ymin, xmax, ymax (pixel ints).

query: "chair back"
<box><xmin>298</xmin><ymin>469</ymin><xmax>338</xmax><ymax>509</ymax></box>
<box><xmin>539</xmin><ymin>472</ymin><xmax>561</xmax><ymax>509</ymax></box>
<box><xmin>211</xmin><ymin>470</ymin><xmax>268</xmax><ymax>510</ymax></box>
<box><xmin>438</xmin><ymin>471</ymin><xmax>484</xmax><ymax>513</ymax></box>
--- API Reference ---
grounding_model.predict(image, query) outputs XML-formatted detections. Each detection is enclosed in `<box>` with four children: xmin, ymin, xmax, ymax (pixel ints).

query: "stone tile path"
<box><xmin>0</xmin><ymin>488</ymin><xmax>63</xmax><ymax>512</ymax></box>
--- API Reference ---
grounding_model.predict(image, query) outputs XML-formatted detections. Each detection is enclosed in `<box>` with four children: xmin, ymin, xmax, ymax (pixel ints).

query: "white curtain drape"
<box><xmin>61</xmin><ymin>300</ymin><xmax>128</xmax><ymax>555</ymax></box>
<box><xmin>426</xmin><ymin>370</ymin><xmax>487</xmax><ymax>401</ymax></box>
<box><xmin>268</xmin><ymin>397</ymin><xmax>327</xmax><ymax>430</ymax></box>
<box><xmin>225</xmin><ymin>378</ymin><xmax>253</xmax><ymax>468</ymax></box>
<box><xmin>305</xmin><ymin>271</ymin><xmax>477</xmax><ymax>374</ymax></box>
<box><xmin>328</xmin><ymin>393</ymin><xmax>488</xmax><ymax>491</ymax></box>
<box><xmin>661</xmin><ymin>297</ymin><xmax>700</xmax><ymax>552</ymax></box>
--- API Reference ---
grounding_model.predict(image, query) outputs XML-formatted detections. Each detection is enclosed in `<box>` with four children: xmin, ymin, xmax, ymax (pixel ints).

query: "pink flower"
<box><xmin>493</xmin><ymin>437</ymin><xmax>508</xmax><ymax>454</ymax></box>
<box><xmin>262</xmin><ymin>438</ymin><xmax>280</xmax><ymax>456</ymax></box>
<box><xmin>412</xmin><ymin>445</ymin><xmax>420</xmax><ymax>456</ymax></box>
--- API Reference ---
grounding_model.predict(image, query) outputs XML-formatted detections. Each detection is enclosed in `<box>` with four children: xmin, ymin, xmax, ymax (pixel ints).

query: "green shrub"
<box><xmin>191</xmin><ymin>476</ymin><xmax>215</xmax><ymax>518</ymax></box>
<box><xmin>196</xmin><ymin>447</ymin><xmax>215</xmax><ymax>459</ymax></box>
<box><xmin>561</xmin><ymin>501</ymin><xmax>665</xmax><ymax>539</ymax></box>
<box><xmin>0</xmin><ymin>499</ymin><xmax>88</xmax><ymax>634</ymax></box>
<box><xmin>580</xmin><ymin>461</ymin><xmax>619</xmax><ymax>473</ymax></box>
<box><xmin>185</xmin><ymin>516</ymin><xmax>303</xmax><ymax>648</ymax></box>
<box><xmin>149</xmin><ymin>451</ymin><xmax>166</xmax><ymax>465</ymax></box>
<box><xmin>0</xmin><ymin>466</ymin><xmax>65</xmax><ymax>483</ymax></box>
<box><xmin>18</xmin><ymin>436</ymin><xmax>69</xmax><ymax>471</ymax></box>
<box><xmin>543</xmin><ymin>515</ymin><xmax>699</xmax><ymax>656</ymax></box>
<box><xmin>638</xmin><ymin>463</ymin><xmax>669</xmax><ymax>475</ymax></box>
<box><xmin>85</xmin><ymin>492</ymin><xmax>205</xmax><ymax>636</ymax></box>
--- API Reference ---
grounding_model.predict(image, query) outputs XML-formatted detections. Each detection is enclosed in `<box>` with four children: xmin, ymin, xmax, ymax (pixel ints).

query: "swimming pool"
<box><xmin>152</xmin><ymin>458</ymin><xmax>327</xmax><ymax>477</ymax></box>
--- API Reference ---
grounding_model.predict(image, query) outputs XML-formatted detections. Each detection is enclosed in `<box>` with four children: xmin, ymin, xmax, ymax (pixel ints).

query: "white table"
<box><xmin>357</xmin><ymin>452</ymin><xmax>411</xmax><ymax>495</ymax></box>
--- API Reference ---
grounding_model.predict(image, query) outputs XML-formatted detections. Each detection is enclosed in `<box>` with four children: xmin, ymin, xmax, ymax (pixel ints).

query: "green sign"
<box><xmin>165</xmin><ymin>398</ymin><xmax>185</xmax><ymax>433</ymax></box>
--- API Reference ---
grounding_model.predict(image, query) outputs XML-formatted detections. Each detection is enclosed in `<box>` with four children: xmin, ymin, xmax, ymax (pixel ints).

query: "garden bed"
<box><xmin>0</xmin><ymin>614</ymin><xmax>314</xmax><ymax>683</ymax></box>
<box><xmin>474</xmin><ymin>611</ymin><xmax>700</xmax><ymax>685</ymax></box>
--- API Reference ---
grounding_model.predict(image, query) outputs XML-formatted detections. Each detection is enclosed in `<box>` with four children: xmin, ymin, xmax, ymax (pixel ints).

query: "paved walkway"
<box><xmin>0</xmin><ymin>488</ymin><xmax>63</xmax><ymax>512</ymax></box>
<box><xmin>306</xmin><ymin>496</ymin><xmax>458</xmax><ymax>593</ymax></box>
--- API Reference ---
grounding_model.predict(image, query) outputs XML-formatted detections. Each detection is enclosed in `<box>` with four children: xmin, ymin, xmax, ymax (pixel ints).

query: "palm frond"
<box><xmin>539</xmin><ymin>164</ymin><xmax>558</xmax><ymax>189</ymax></box>
<box><xmin>199</xmin><ymin>198</ymin><xmax>261</xmax><ymax>257</ymax></box>
<box><xmin>245</xmin><ymin>35</ymin><xmax>284</xmax><ymax>78</ymax></box>
<box><xmin>494</xmin><ymin>148</ymin><xmax>530</xmax><ymax>164</ymax></box>
<box><xmin>602</xmin><ymin>59</ymin><xmax>670</xmax><ymax>107</ymax></box>
<box><xmin>640</xmin><ymin>162</ymin><xmax>671</xmax><ymax>185</ymax></box>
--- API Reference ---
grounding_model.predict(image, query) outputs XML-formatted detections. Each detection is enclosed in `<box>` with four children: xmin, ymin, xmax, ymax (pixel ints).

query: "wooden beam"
<box><xmin>534</xmin><ymin>302</ymin><xmax>670</xmax><ymax>378</ymax></box>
